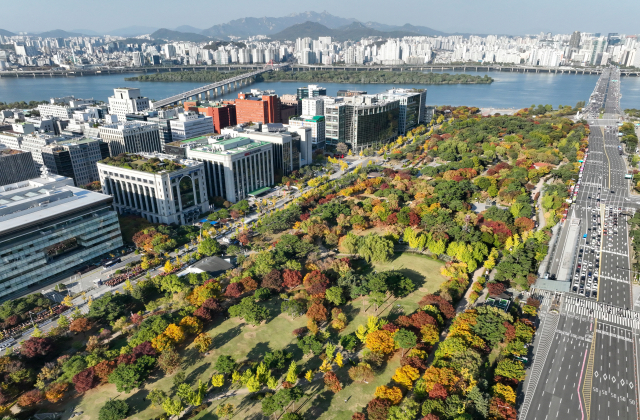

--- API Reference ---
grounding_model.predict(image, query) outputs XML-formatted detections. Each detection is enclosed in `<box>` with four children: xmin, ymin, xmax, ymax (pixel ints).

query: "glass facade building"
<box><xmin>0</xmin><ymin>176</ymin><xmax>122</xmax><ymax>299</ymax></box>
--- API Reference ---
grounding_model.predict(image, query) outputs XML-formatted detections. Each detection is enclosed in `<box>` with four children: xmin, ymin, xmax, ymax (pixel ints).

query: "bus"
<box><xmin>103</xmin><ymin>258</ymin><xmax>121</xmax><ymax>268</ymax></box>
<box><xmin>625</xmin><ymin>174</ymin><xmax>633</xmax><ymax>179</ymax></box>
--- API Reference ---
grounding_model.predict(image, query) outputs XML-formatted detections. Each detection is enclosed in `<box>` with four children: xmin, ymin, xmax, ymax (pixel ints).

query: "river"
<box><xmin>1</xmin><ymin>70</ymin><xmax>640</xmax><ymax>109</ymax></box>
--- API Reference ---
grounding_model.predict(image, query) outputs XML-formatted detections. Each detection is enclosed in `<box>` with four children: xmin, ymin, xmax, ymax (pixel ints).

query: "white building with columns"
<box><xmin>97</xmin><ymin>152</ymin><xmax>209</xmax><ymax>225</ymax></box>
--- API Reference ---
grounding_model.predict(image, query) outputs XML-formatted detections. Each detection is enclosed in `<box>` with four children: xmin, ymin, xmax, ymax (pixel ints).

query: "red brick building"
<box><xmin>184</xmin><ymin>102</ymin><xmax>237</xmax><ymax>133</ymax></box>
<box><xmin>235</xmin><ymin>93</ymin><xmax>281</xmax><ymax>124</ymax></box>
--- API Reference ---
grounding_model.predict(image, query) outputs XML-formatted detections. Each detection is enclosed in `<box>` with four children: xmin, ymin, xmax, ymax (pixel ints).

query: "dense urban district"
<box><xmin>2</xmin><ymin>12</ymin><xmax>640</xmax><ymax>420</ymax></box>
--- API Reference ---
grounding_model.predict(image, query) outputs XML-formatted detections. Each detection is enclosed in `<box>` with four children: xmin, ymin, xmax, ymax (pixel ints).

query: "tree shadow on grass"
<box><xmin>246</xmin><ymin>341</ymin><xmax>272</xmax><ymax>362</ymax></box>
<box><xmin>211</xmin><ymin>323</ymin><xmax>245</xmax><ymax>349</ymax></box>
<box><xmin>183</xmin><ymin>346</ymin><xmax>205</xmax><ymax>369</ymax></box>
<box><xmin>124</xmin><ymin>387</ymin><xmax>151</xmax><ymax>415</ymax></box>
<box><xmin>300</xmin><ymin>389</ymin><xmax>336</xmax><ymax>418</ymax></box>
<box><xmin>186</xmin><ymin>362</ymin><xmax>212</xmax><ymax>384</ymax></box>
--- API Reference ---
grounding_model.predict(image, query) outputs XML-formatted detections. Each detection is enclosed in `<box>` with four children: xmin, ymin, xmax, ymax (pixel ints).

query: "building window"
<box><xmin>179</xmin><ymin>176</ymin><xmax>195</xmax><ymax>209</ymax></box>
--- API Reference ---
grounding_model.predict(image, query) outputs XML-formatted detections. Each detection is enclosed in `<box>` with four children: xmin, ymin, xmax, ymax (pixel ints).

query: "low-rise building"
<box><xmin>0</xmin><ymin>176</ymin><xmax>123</xmax><ymax>299</ymax></box>
<box><xmin>97</xmin><ymin>152</ymin><xmax>209</xmax><ymax>224</ymax></box>
<box><xmin>186</xmin><ymin>137</ymin><xmax>274</xmax><ymax>203</ymax></box>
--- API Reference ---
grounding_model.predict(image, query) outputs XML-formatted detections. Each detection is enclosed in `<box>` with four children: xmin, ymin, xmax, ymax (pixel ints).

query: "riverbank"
<box><xmin>125</xmin><ymin>69</ymin><xmax>494</xmax><ymax>85</ymax></box>
<box><xmin>4</xmin><ymin>70</ymin><xmax>640</xmax><ymax>108</ymax></box>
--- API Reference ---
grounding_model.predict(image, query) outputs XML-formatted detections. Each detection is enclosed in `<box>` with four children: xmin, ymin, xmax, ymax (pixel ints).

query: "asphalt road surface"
<box><xmin>521</xmin><ymin>67</ymin><xmax>640</xmax><ymax>420</ymax></box>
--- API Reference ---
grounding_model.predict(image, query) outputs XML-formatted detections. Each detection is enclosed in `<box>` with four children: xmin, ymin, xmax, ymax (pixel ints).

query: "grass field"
<box><xmin>60</xmin><ymin>252</ymin><xmax>446</xmax><ymax>420</ymax></box>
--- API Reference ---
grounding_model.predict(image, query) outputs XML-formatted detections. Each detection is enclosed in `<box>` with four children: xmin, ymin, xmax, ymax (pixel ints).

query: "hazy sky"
<box><xmin>4</xmin><ymin>0</ymin><xmax>639</xmax><ymax>35</ymax></box>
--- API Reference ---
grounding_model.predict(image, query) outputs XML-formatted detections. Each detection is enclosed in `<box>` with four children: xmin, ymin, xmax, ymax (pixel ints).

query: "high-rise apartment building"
<box><xmin>0</xmin><ymin>149</ymin><xmax>39</xmax><ymax>187</ymax></box>
<box><xmin>0</xmin><ymin>175</ymin><xmax>123</xmax><ymax>299</ymax></box>
<box><xmin>296</xmin><ymin>85</ymin><xmax>327</xmax><ymax>100</ymax></box>
<box><xmin>302</xmin><ymin>98</ymin><xmax>324</xmax><ymax>116</ymax></box>
<box><xmin>98</xmin><ymin>153</ymin><xmax>209</xmax><ymax>224</ymax></box>
<box><xmin>99</xmin><ymin>121</ymin><xmax>163</xmax><ymax>156</ymax></box>
<box><xmin>108</xmin><ymin>88</ymin><xmax>151</xmax><ymax>121</ymax></box>
<box><xmin>569</xmin><ymin>31</ymin><xmax>581</xmax><ymax>49</ymax></box>
<box><xmin>343</xmin><ymin>96</ymin><xmax>400</xmax><ymax>151</ymax></box>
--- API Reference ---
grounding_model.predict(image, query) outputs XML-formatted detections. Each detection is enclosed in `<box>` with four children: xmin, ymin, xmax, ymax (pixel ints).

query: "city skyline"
<box><xmin>3</xmin><ymin>0</ymin><xmax>640</xmax><ymax>36</ymax></box>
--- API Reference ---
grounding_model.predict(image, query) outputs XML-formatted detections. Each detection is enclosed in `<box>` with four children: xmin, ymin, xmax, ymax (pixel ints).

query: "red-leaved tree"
<box><xmin>487</xmin><ymin>282</ymin><xmax>506</xmax><ymax>297</ymax></box>
<box><xmin>17</xmin><ymin>389</ymin><xmax>44</xmax><ymax>407</ymax></box>
<box><xmin>304</xmin><ymin>270</ymin><xmax>330</xmax><ymax>296</ymax></box>
<box><xmin>429</xmin><ymin>383</ymin><xmax>448</xmax><ymax>400</ymax></box>
<box><xmin>73</xmin><ymin>367</ymin><xmax>98</xmax><ymax>393</ymax></box>
<box><xmin>418</xmin><ymin>295</ymin><xmax>455</xmax><ymax>320</ymax></box>
<box><xmin>367</xmin><ymin>398</ymin><xmax>392</xmax><ymax>420</ymax></box>
<box><xmin>306</xmin><ymin>302</ymin><xmax>328</xmax><ymax>322</ymax></box>
<box><xmin>283</xmin><ymin>269</ymin><xmax>303</xmax><ymax>289</ymax></box>
<box><xmin>224</xmin><ymin>282</ymin><xmax>245</xmax><ymax>298</ymax></box>
<box><xmin>324</xmin><ymin>372</ymin><xmax>343</xmax><ymax>393</ymax></box>
<box><xmin>21</xmin><ymin>337</ymin><xmax>55</xmax><ymax>359</ymax></box>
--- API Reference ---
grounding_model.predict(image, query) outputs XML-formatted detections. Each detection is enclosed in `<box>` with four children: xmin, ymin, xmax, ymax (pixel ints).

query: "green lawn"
<box><xmin>61</xmin><ymin>252</ymin><xmax>446</xmax><ymax>420</ymax></box>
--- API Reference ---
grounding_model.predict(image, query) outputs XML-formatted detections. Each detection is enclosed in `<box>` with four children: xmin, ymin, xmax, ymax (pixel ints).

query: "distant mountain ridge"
<box><xmin>36</xmin><ymin>29</ymin><xmax>84</xmax><ymax>38</ymax></box>
<box><xmin>8</xmin><ymin>11</ymin><xmax>465</xmax><ymax>40</ymax></box>
<box><xmin>269</xmin><ymin>21</ymin><xmax>434</xmax><ymax>42</ymax></box>
<box><xmin>150</xmin><ymin>28</ymin><xmax>210</xmax><ymax>42</ymax></box>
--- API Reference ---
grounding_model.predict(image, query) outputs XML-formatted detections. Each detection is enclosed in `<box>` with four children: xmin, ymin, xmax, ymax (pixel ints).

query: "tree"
<box><xmin>306</xmin><ymin>302</ymin><xmax>328</xmax><ymax>321</ymax></box>
<box><xmin>162</xmin><ymin>398</ymin><xmax>184</xmax><ymax>416</ymax></box>
<box><xmin>325</xmin><ymin>286</ymin><xmax>345</xmax><ymax>306</ymax></box>
<box><xmin>69</xmin><ymin>317</ymin><xmax>92</xmax><ymax>335</ymax></box>
<box><xmin>495</xmin><ymin>359</ymin><xmax>526</xmax><ymax>382</ymax></box>
<box><xmin>392</xmin><ymin>365</ymin><xmax>420</xmax><ymax>389</ymax></box>
<box><xmin>17</xmin><ymin>389</ymin><xmax>44</xmax><ymax>407</ymax></box>
<box><xmin>98</xmin><ymin>400</ymin><xmax>129</xmax><ymax>420</ymax></box>
<box><xmin>179</xmin><ymin>316</ymin><xmax>203</xmax><ymax>335</ymax></box>
<box><xmin>394</xmin><ymin>329</ymin><xmax>417</xmax><ymax>357</ymax></box>
<box><xmin>283</xmin><ymin>269</ymin><xmax>303</xmax><ymax>289</ymax></box>
<box><xmin>211</xmin><ymin>374</ymin><xmax>225</xmax><ymax>387</ymax></box>
<box><xmin>198</xmin><ymin>237</ymin><xmax>221</xmax><ymax>256</ymax></box>
<box><xmin>45</xmin><ymin>382</ymin><xmax>69</xmax><ymax>403</ymax></box>
<box><xmin>108</xmin><ymin>364</ymin><xmax>142</xmax><ymax>393</ymax></box>
<box><xmin>94</xmin><ymin>360</ymin><xmax>117</xmax><ymax>382</ymax></box>
<box><xmin>375</xmin><ymin>385</ymin><xmax>403</xmax><ymax>404</ymax></box>
<box><xmin>147</xmin><ymin>389</ymin><xmax>167</xmax><ymax>408</ymax></box>
<box><xmin>366</xmin><ymin>330</ymin><xmax>395</xmax><ymax>354</ymax></box>
<box><xmin>367</xmin><ymin>398</ymin><xmax>392</xmax><ymax>420</ymax></box>
<box><xmin>194</xmin><ymin>333</ymin><xmax>212</xmax><ymax>353</ymax></box>
<box><xmin>228</xmin><ymin>297</ymin><xmax>270</xmax><ymax>325</ymax></box>
<box><xmin>215</xmin><ymin>355</ymin><xmax>237</xmax><ymax>374</ymax></box>
<box><xmin>20</xmin><ymin>336</ymin><xmax>54</xmax><ymax>359</ymax></box>
<box><xmin>341</xmin><ymin>232</ymin><xmax>360</xmax><ymax>254</ymax></box>
<box><xmin>387</xmin><ymin>397</ymin><xmax>420</xmax><ymax>420</ymax></box>
<box><xmin>337</xmin><ymin>143</ymin><xmax>349</xmax><ymax>154</ymax></box>
<box><xmin>73</xmin><ymin>367</ymin><xmax>98</xmax><ymax>393</ymax></box>
<box><xmin>262</xmin><ymin>269</ymin><xmax>283</xmax><ymax>291</ymax></box>
<box><xmin>225</xmin><ymin>282</ymin><xmax>245</xmax><ymax>298</ymax></box>
<box><xmin>358</xmin><ymin>234</ymin><xmax>394</xmax><ymax>263</ymax></box>
<box><xmin>303</xmin><ymin>270</ymin><xmax>330</xmax><ymax>296</ymax></box>
<box><xmin>216</xmin><ymin>403</ymin><xmax>234</xmax><ymax>419</ymax></box>
<box><xmin>286</xmin><ymin>361</ymin><xmax>299</xmax><ymax>384</ymax></box>
<box><xmin>493</xmin><ymin>383</ymin><xmax>516</xmax><ymax>404</ymax></box>
<box><xmin>418</xmin><ymin>295</ymin><xmax>455</xmax><ymax>320</ymax></box>
<box><xmin>348</xmin><ymin>364</ymin><xmax>374</xmax><ymax>383</ymax></box>
<box><xmin>324</xmin><ymin>371</ymin><xmax>343</xmax><ymax>393</ymax></box>
<box><xmin>158</xmin><ymin>347</ymin><xmax>183</xmax><ymax>374</ymax></box>
<box><xmin>429</xmin><ymin>383</ymin><xmax>448</xmax><ymax>400</ymax></box>
<box><xmin>487</xmin><ymin>282</ymin><xmax>506</xmax><ymax>296</ymax></box>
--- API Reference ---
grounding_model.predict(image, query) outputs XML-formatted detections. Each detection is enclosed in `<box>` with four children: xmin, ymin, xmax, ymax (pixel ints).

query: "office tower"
<box><xmin>98</xmin><ymin>121</ymin><xmax>163</xmax><ymax>156</ymax></box>
<box><xmin>107</xmin><ymin>88</ymin><xmax>151</xmax><ymax>121</ymax></box>
<box><xmin>41</xmin><ymin>138</ymin><xmax>109</xmax><ymax>187</ymax></box>
<box><xmin>0</xmin><ymin>175</ymin><xmax>123</xmax><ymax>299</ymax></box>
<box><xmin>0</xmin><ymin>149</ymin><xmax>39</xmax><ymax>186</ymax></box>
<box><xmin>169</xmin><ymin>112</ymin><xmax>215</xmax><ymax>141</ymax></box>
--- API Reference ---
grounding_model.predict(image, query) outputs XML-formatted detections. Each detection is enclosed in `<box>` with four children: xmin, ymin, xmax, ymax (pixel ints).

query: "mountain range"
<box><xmin>0</xmin><ymin>11</ymin><xmax>468</xmax><ymax>41</ymax></box>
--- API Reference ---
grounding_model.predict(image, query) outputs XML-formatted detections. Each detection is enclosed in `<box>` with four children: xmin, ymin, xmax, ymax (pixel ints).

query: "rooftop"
<box><xmin>0</xmin><ymin>148</ymin><xmax>26</xmax><ymax>156</ymax></box>
<box><xmin>98</xmin><ymin>153</ymin><xmax>194</xmax><ymax>174</ymax></box>
<box><xmin>190</xmin><ymin>137</ymin><xmax>271</xmax><ymax>156</ymax></box>
<box><xmin>0</xmin><ymin>176</ymin><xmax>112</xmax><ymax>235</ymax></box>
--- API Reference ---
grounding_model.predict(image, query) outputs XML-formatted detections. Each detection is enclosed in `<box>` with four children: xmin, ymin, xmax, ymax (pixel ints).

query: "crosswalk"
<box><xmin>562</xmin><ymin>296</ymin><xmax>640</xmax><ymax>329</ymax></box>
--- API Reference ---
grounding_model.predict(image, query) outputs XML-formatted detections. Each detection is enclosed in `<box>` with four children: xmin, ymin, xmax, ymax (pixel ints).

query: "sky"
<box><xmin>4</xmin><ymin>0</ymin><xmax>640</xmax><ymax>36</ymax></box>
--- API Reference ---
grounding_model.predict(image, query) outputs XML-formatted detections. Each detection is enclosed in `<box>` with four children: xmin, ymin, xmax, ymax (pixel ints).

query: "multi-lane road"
<box><xmin>521</xmin><ymin>67</ymin><xmax>640</xmax><ymax>420</ymax></box>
